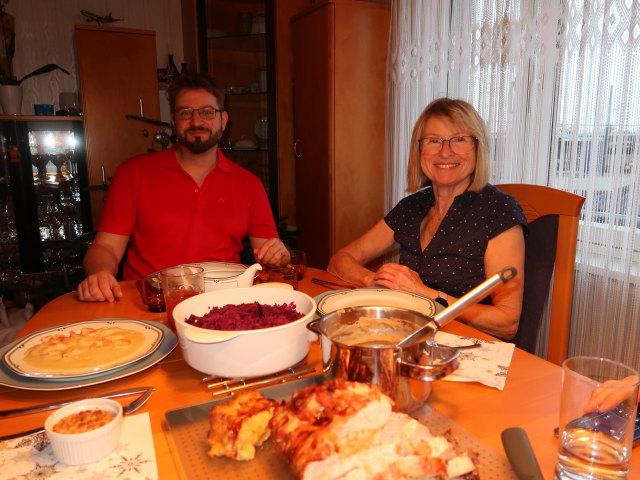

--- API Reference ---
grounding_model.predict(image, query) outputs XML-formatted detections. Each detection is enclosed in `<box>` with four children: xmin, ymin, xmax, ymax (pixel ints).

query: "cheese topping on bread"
<box><xmin>270</xmin><ymin>380</ymin><xmax>478</xmax><ymax>480</ymax></box>
<box><xmin>207</xmin><ymin>390</ymin><xmax>278</xmax><ymax>461</ymax></box>
<box><xmin>206</xmin><ymin>381</ymin><xmax>477</xmax><ymax>479</ymax></box>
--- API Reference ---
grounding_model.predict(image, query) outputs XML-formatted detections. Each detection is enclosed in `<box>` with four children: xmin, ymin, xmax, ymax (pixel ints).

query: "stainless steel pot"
<box><xmin>307</xmin><ymin>306</ymin><xmax>460</xmax><ymax>412</ymax></box>
<box><xmin>306</xmin><ymin>266</ymin><xmax>517</xmax><ymax>412</ymax></box>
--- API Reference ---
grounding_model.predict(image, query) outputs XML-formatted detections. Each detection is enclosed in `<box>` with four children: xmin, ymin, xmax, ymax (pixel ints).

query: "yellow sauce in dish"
<box><xmin>23</xmin><ymin>327</ymin><xmax>147</xmax><ymax>374</ymax></box>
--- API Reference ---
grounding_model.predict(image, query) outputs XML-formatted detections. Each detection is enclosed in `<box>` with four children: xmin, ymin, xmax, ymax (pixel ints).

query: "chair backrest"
<box><xmin>496</xmin><ymin>184</ymin><xmax>585</xmax><ymax>365</ymax></box>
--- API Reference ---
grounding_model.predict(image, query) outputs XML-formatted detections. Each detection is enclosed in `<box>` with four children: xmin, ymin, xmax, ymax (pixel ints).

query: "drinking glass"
<box><xmin>159</xmin><ymin>265</ymin><xmax>204</xmax><ymax>331</ymax></box>
<box><xmin>555</xmin><ymin>356</ymin><xmax>639</xmax><ymax>480</ymax></box>
<box><xmin>289</xmin><ymin>250</ymin><xmax>307</xmax><ymax>281</ymax></box>
<box><xmin>136</xmin><ymin>272</ymin><xmax>166</xmax><ymax>312</ymax></box>
<box><xmin>267</xmin><ymin>265</ymin><xmax>298</xmax><ymax>289</ymax></box>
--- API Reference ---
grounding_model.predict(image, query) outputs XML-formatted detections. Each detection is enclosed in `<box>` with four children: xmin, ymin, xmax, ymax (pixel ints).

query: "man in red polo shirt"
<box><xmin>77</xmin><ymin>73</ymin><xmax>289</xmax><ymax>302</ymax></box>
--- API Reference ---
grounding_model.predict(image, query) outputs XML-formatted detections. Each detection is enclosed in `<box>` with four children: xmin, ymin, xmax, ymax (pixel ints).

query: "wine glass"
<box><xmin>31</xmin><ymin>154</ymin><xmax>49</xmax><ymax>181</ymax></box>
<box><xmin>51</xmin><ymin>153</ymin><xmax>68</xmax><ymax>180</ymax></box>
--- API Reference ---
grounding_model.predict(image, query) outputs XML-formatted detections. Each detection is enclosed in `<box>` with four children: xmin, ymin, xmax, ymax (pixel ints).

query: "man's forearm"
<box><xmin>83</xmin><ymin>243</ymin><xmax>121</xmax><ymax>276</ymax></box>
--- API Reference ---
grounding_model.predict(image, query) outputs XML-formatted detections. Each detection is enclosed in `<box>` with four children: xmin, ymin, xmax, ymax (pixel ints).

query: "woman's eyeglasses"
<box><xmin>175</xmin><ymin>106</ymin><xmax>222</xmax><ymax>120</ymax></box>
<box><xmin>418</xmin><ymin>135</ymin><xmax>478</xmax><ymax>154</ymax></box>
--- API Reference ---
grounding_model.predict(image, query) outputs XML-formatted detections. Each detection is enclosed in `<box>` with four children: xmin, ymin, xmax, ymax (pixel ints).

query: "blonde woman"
<box><xmin>328</xmin><ymin>98</ymin><xmax>526</xmax><ymax>339</ymax></box>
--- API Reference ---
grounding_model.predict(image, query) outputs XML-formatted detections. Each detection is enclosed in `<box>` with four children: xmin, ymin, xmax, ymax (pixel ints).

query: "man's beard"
<box><xmin>178</xmin><ymin>127</ymin><xmax>223</xmax><ymax>154</ymax></box>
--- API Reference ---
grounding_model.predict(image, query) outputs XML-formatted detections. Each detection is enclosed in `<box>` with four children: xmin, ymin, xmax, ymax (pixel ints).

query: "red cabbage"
<box><xmin>186</xmin><ymin>301</ymin><xmax>304</xmax><ymax>331</ymax></box>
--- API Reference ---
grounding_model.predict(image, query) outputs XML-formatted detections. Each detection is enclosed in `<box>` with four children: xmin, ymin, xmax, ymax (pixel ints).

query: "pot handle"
<box><xmin>306</xmin><ymin>318</ymin><xmax>335</xmax><ymax>375</ymax></box>
<box><xmin>182</xmin><ymin>325</ymin><xmax>240</xmax><ymax>344</ymax></box>
<box><xmin>397</xmin><ymin>346</ymin><xmax>460</xmax><ymax>381</ymax></box>
<box><xmin>306</xmin><ymin>318</ymin><xmax>321</xmax><ymax>335</ymax></box>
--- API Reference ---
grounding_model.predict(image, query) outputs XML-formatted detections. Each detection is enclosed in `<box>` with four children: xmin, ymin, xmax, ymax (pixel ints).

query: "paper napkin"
<box><xmin>0</xmin><ymin>412</ymin><xmax>158</xmax><ymax>479</ymax></box>
<box><xmin>434</xmin><ymin>331</ymin><xmax>515</xmax><ymax>390</ymax></box>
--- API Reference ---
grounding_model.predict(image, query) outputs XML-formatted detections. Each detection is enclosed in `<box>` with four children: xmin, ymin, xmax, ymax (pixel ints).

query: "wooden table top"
<box><xmin>0</xmin><ymin>267</ymin><xmax>637</xmax><ymax>479</ymax></box>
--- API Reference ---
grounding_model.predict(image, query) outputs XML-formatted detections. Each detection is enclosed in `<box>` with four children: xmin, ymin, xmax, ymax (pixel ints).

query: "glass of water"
<box><xmin>555</xmin><ymin>356</ymin><xmax>639</xmax><ymax>480</ymax></box>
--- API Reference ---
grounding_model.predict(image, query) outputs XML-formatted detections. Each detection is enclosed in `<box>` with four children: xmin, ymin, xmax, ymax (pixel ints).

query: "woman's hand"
<box><xmin>372</xmin><ymin>263</ymin><xmax>431</xmax><ymax>294</ymax></box>
<box><xmin>583</xmin><ymin>375</ymin><xmax>640</xmax><ymax>413</ymax></box>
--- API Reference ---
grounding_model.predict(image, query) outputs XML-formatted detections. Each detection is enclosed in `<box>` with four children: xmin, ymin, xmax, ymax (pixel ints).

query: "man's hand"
<box><xmin>253</xmin><ymin>238</ymin><xmax>291</xmax><ymax>267</ymax></box>
<box><xmin>77</xmin><ymin>271</ymin><xmax>123</xmax><ymax>302</ymax></box>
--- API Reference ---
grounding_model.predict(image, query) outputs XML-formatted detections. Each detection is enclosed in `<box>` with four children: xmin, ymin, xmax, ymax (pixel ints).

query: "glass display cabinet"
<box><xmin>0</xmin><ymin>116</ymin><xmax>92</xmax><ymax>285</ymax></box>
<box><xmin>196</xmin><ymin>0</ymin><xmax>278</xmax><ymax>218</ymax></box>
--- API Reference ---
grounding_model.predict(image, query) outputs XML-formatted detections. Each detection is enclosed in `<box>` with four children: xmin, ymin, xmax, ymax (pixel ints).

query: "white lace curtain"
<box><xmin>387</xmin><ymin>0</ymin><xmax>640</xmax><ymax>369</ymax></box>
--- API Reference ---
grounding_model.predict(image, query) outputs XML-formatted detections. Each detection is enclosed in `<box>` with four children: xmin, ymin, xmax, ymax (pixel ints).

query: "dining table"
<box><xmin>0</xmin><ymin>266</ymin><xmax>638</xmax><ymax>480</ymax></box>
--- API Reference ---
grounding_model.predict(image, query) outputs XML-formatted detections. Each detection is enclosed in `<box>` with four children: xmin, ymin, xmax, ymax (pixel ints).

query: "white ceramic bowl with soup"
<box><xmin>172</xmin><ymin>287</ymin><xmax>317</xmax><ymax>378</ymax></box>
<box><xmin>45</xmin><ymin>398</ymin><xmax>123</xmax><ymax>465</ymax></box>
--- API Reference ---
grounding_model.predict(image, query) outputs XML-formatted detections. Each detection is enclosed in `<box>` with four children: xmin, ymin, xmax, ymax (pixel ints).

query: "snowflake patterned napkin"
<box><xmin>0</xmin><ymin>412</ymin><xmax>158</xmax><ymax>479</ymax></box>
<box><xmin>434</xmin><ymin>331</ymin><xmax>515</xmax><ymax>390</ymax></box>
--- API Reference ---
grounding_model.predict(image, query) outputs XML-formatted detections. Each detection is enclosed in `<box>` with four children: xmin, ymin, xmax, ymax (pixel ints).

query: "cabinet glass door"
<box><xmin>198</xmin><ymin>0</ymin><xmax>278</xmax><ymax>218</ymax></box>
<box><xmin>1</xmin><ymin>118</ymin><xmax>92</xmax><ymax>279</ymax></box>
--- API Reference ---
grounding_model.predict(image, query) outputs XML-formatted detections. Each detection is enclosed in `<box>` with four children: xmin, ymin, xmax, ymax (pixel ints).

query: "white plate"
<box><xmin>0</xmin><ymin>319</ymin><xmax>177</xmax><ymax>391</ymax></box>
<box><xmin>316</xmin><ymin>288</ymin><xmax>440</xmax><ymax>317</ymax></box>
<box><xmin>3</xmin><ymin>319</ymin><xmax>164</xmax><ymax>378</ymax></box>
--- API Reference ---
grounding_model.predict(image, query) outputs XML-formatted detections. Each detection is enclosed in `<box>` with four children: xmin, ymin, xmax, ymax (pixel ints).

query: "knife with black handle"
<box><xmin>501</xmin><ymin>427</ymin><xmax>544</xmax><ymax>480</ymax></box>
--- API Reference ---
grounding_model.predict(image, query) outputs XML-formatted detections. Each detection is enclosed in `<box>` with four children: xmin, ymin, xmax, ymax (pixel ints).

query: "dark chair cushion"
<box><xmin>512</xmin><ymin>214</ymin><xmax>559</xmax><ymax>353</ymax></box>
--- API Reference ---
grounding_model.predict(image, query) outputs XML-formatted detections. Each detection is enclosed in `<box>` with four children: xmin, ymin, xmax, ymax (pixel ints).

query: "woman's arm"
<box><xmin>451</xmin><ymin>224</ymin><xmax>526</xmax><ymax>339</ymax></box>
<box><xmin>327</xmin><ymin>219</ymin><xmax>397</xmax><ymax>287</ymax></box>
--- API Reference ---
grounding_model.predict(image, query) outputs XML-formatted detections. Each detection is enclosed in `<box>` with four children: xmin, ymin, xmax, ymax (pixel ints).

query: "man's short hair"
<box><xmin>167</xmin><ymin>73</ymin><xmax>225</xmax><ymax>112</ymax></box>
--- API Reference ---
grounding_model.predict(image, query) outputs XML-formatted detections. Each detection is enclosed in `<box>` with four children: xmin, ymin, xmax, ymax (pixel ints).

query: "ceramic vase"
<box><xmin>0</xmin><ymin>85</ymin><xmax>23</xmax><ymax>115</ymax></box>
<box><xmin>166</xmin><ymin>55</ymin><xmax>179</xmax><ymax>81</ymax></box>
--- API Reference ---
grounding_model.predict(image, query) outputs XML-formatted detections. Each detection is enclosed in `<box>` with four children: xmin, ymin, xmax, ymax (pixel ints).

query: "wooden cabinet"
<box><xmin>74</xmin><ymin>25</ymin><xmax>161</xmax><ymax>227</ymax></box>
<box><xmin>292</xmin><ymin>0</ymin><xmax>390</xmax><ymax>268</ymax></box>
<box><xmin>194</xmin><ymin>0</ymin><xmax>279</xmax><ymax>218</ymax></box>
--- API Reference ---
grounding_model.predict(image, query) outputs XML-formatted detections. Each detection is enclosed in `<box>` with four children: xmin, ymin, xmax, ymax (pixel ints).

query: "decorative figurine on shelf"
<box><xmin>166</xmin><ymin>54</ymin><xmax>179</xmax><ymax>81</ymax></box>
<box><xmin>80</xmin><ymin>10</ymin><xmax>123</xmax><ymax>26</ymax></box>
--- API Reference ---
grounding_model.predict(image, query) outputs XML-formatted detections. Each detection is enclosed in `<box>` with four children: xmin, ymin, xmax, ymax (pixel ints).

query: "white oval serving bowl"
<box><xmin>44</xmin><ymin>398</ymin><xmax>123</xmax><ymax>465</ymax></box>
<box><xmin>172</xmin><ymin>287</ymin><xmax>316</xmax><ymax>378</ymax></box>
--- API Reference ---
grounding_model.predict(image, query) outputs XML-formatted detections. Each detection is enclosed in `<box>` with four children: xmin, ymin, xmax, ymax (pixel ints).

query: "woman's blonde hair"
<box><xmin>406</xmin><ymin>98</ymin><xmax>490</xmax><ymax>192</ymax></box>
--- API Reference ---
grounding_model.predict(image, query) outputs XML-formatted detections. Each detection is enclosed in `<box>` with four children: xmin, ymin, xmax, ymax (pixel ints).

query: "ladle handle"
<box><xmin>397</xmin><ymin>266</ymin><xmax>517</xmax><ymax>347</ymax></box>
<box><xmin>432</xmin><ymin>266</ymin><xmax>516</xmax><ymax>329</ymax></box>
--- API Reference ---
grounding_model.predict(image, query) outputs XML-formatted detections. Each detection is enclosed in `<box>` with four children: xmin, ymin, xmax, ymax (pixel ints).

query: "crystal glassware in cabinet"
<box><xmin>0</xmin><ymin>117</ymin><xmax>92</xmax><ymax>275</ymax></box>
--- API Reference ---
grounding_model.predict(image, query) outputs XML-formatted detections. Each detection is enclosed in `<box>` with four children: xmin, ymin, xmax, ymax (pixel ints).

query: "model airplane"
<box><xmin>80</xmin><ymin>10</ymin><xmax>123</xmax><ymax>26</ymax></box>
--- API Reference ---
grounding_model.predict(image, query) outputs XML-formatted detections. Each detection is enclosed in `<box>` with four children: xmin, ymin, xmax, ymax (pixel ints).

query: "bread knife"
<box><xmin>501</xmin><ymin>427</ymin><xmax>544</xmax><ymax>480</ymax></box>
<box><xmin>0</xmin><ymin>386</ymin><xmax>154</xmax><ymax>418</ymax></box>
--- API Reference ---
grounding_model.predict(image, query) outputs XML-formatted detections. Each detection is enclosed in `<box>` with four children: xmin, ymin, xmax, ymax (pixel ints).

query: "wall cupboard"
<box><xmin>75</xmin><ymin>25</ymin><xmax>161</xmax><ymax>227</ymax></box>
<box><xmin>292</xmin><ymin>0</ymin><xmax>390</xmax><ymax>268</ymax></box>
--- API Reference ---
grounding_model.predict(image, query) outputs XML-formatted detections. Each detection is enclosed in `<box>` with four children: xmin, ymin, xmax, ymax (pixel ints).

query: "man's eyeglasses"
<box><xmin>175</xmin><ymin>106</ymin><xmax>222</xmax><ymax>120</ymax></box>
<box><xmin>418</xmin><ymin>135</ymin><xmax>478</xmax><ymax>154</ymax></box>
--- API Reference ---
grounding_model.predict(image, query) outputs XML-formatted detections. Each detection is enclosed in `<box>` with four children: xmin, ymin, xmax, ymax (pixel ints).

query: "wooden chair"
<box><xmin>496</xmin><ymin>184</ymin><xmax>585</xmax><ymax>365</ymax></box>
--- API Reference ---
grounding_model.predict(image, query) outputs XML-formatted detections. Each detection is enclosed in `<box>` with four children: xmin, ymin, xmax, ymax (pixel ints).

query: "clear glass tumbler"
<box><xmin>555</xmin><ymin>356</ymin><xmax>639</xmax><ymax>480</ymax></box>
<box><xmin>159</xmin><ymin>265</ymin><xmax>204</xmax><ymax>331</ymax></box>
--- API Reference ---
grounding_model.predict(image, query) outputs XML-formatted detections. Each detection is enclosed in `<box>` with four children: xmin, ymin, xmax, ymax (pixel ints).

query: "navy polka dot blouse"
<box><xmin>384</xmin><ymin>184</ymin><xmax>527</xmax><ymax>299</ymax></box>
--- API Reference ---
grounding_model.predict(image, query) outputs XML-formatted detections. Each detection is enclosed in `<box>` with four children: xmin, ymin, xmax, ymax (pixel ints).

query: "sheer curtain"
<box><xmin>387</xmin><ymin>0</ymin><xmax>640</xmax><ymax>369</ymax></box>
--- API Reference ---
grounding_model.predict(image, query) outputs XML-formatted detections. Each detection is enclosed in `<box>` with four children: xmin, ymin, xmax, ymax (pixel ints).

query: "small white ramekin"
<box><xmin>44</xmin><ymin>398</ymin><xmax>123</xmax><ymax>465</ymax></box>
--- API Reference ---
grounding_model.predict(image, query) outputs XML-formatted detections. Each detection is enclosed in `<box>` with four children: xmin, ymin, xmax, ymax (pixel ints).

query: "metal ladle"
<box><xmin>396</xmin><ymin>266</ymin><xmax>518</xmax><ymax>347</ymax></box>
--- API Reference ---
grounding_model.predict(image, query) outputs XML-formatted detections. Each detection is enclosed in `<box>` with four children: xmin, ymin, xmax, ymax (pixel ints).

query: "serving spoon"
<box><xmin>396</xmin><ymin>266</ymin><xmax>517</xmax><ymax>348</ymax></box>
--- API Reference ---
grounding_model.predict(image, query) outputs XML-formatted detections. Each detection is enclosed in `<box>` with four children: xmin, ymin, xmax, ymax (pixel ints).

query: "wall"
<box><xmin>5</xmin><ymin>0</ymin><xmax>184</xmax><ymax>120</ymax></box>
